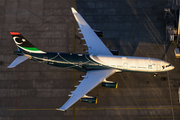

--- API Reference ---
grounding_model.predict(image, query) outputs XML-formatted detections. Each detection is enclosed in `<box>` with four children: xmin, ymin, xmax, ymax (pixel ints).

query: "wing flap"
<box><xmin>58</xmin><ymin>69</ymin><xmax>116</xmax><ymax>111</ymax></box>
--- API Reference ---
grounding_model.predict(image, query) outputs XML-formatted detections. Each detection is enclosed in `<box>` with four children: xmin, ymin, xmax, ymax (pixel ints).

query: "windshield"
<box><xmin>162</xmin><ymin>63</ymin><xmax>171</xmax><ymax>69</ymax></box>
<box><xmin>166</xmin><ymin>64</ymin><xmax>171</xmax><ymax>67</ymax></box>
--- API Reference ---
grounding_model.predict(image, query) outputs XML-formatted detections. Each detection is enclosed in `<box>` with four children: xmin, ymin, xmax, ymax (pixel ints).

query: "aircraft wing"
<box><xmin>71</xmin><ymin>7</ymin><xmax>112</xmax><ymax>55</ymax></box>
<box><xmin>58</xmin><ymin>69</ymin><xmax>116</xmax><ymax>111</ymax></box>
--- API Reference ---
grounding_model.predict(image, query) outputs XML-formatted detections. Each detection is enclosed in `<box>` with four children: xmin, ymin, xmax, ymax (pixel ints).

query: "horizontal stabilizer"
<box><xmin>8</xmin><ymin>56</ymin><xmax>30</xmax><ymax>68</ymax></box>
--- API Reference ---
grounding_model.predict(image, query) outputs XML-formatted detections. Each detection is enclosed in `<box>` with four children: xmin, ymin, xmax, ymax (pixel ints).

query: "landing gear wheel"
<box><xmin>154</xmin><ymin>73</ymin><xmax>157</xmax><ymax>77</ymax></box>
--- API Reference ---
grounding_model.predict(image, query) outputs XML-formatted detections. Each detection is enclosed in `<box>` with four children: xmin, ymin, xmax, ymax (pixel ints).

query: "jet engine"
<box><xmin>93</xmin><ymin>29</ymin><xmax>104</xmax><ymax>37</ymax></box>
<box><xmin>109</xmin><ymin>49</ymin><xmax>120</xmax><ymax>55</ymax></box>
<box><xmin>102</xmin><ymin>80</ymin><xmax>118</xmax><ymax>88</ymax></box>
<box><xmin>80</xmin><ymin>95</ymin><xmax>97</xmax><ymax>104</ymax></box>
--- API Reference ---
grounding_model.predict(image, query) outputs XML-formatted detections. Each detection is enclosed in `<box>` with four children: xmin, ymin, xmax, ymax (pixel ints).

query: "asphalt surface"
<box><xmin>0</xmin><ymin>0</ymin><xmax>180</xmax><ymax>120</ymax></box>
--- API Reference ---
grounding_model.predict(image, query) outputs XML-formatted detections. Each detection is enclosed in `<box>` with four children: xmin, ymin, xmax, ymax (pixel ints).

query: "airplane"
<box><xmin>8</xmin><ymin>7</ymin><xmax>174</xmax><ymax>111</ymax></box>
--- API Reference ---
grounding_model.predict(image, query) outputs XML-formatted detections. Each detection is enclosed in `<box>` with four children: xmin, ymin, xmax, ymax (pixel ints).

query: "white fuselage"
<box><xmin>90</xmin><ymin>55</ymin><xmax>174</xmax><ymax>73</ymax></box>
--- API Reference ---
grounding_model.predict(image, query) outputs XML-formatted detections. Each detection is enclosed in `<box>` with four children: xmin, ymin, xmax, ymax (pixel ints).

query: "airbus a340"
<box><xmin>8</xmin><ymin>8</ymin><xmax>174</xmax><ymax>111</ymax></box>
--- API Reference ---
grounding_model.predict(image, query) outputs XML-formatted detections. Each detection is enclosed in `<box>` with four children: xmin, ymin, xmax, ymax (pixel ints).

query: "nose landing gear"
<box><xmin>154</xmin><ymin>73</ymin><xmax>158</xmax><ymax>77</ymax></box>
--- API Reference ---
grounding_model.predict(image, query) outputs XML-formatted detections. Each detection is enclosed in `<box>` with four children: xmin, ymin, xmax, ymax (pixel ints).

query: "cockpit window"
<box><xmin>166</xmin><ymin>64</ymin><xmax>171</xmax><ymax>67</ymax></box>
<box><xmin>162</xmin><ymin>64</ymin><xmax>171</xmax><ymax>69</ymax></box>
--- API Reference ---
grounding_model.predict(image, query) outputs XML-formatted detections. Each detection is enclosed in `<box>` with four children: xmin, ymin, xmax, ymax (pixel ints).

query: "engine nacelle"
<box><xmin>93</xmin><ymin>29</ymin><xmax>104</xmax><ymax>37</ymax></box>
<box><xmin>102</xmin><ymin>81</ymin><xmax>118</xmax><ymax>88</ymax></box>
<box><xmin>110</xmin><ymin>49</ymin><xmax>120</xmax><ymax>55</ymax></box>
<box><xmin>80</xmin><ymin>95</ymin><xmax>97</xmax><ymax>104</ymax></box>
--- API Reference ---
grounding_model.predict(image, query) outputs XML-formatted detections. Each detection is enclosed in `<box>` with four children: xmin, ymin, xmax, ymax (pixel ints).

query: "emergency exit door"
<box><xmin>124</xmin><ymin>63</ymin><xmax>128</xmax><ymax>68</ymax></box>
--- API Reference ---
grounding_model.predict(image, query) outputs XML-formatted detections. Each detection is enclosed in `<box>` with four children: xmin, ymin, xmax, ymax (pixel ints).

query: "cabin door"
<box><xmin>124</xmin><ymin>63</ymin><xmax>128</xmax><ymax>69</ymax></box>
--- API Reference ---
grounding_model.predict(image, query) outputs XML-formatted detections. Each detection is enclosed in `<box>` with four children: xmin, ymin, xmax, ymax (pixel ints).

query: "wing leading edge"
<box><xmin>71</xmin><ymin>7</ymin><xmax>112</xmax><ymax>55</ymax></box>
<box><xmin>58</xmin><ymin>69</ymin><xmax>116</xmax><ymax>111</ymax></box>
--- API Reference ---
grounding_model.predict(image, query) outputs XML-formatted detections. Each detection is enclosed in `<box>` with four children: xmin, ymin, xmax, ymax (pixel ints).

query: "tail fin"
<box><xmin>10</xmin><ymin>32</ymin><xmax>45</xmax><ymax>53</ymax></box>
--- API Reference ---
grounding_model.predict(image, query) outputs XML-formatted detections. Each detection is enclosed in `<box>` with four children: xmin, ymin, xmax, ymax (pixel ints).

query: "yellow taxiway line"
<box><xmin>9</xmin><ymin>107</ymin><xmax>180</xmax><ymax>111</ymax></box>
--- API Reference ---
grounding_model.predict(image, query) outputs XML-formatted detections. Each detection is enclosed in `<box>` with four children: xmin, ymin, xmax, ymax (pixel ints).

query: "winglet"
<box><xmin>56</xmin><ymin>108</ymin><xmax>65</xmax><ymax>111</ymax></box>
<box><xmin>71</xmin><ymin>7</ymin><xmax>86</xmax><ymax>27</ymax></box>
<box><xmin>71</xmin><ymin>7</ymin><xmax>77</xmax><ymax>14</ymax></box>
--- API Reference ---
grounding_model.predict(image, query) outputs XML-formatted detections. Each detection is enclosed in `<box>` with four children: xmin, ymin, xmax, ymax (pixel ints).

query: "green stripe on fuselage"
<box><xmin>21</xmin><ymin>47</ymin><xmax>40</xmax><ymax>51</ymax></box>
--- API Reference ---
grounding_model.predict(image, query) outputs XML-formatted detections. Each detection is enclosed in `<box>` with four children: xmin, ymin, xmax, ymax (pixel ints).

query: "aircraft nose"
<box><xmin>170</xmin><ymin>65</ymin><xmax>175</xmax><ymax>70</ymax></box>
